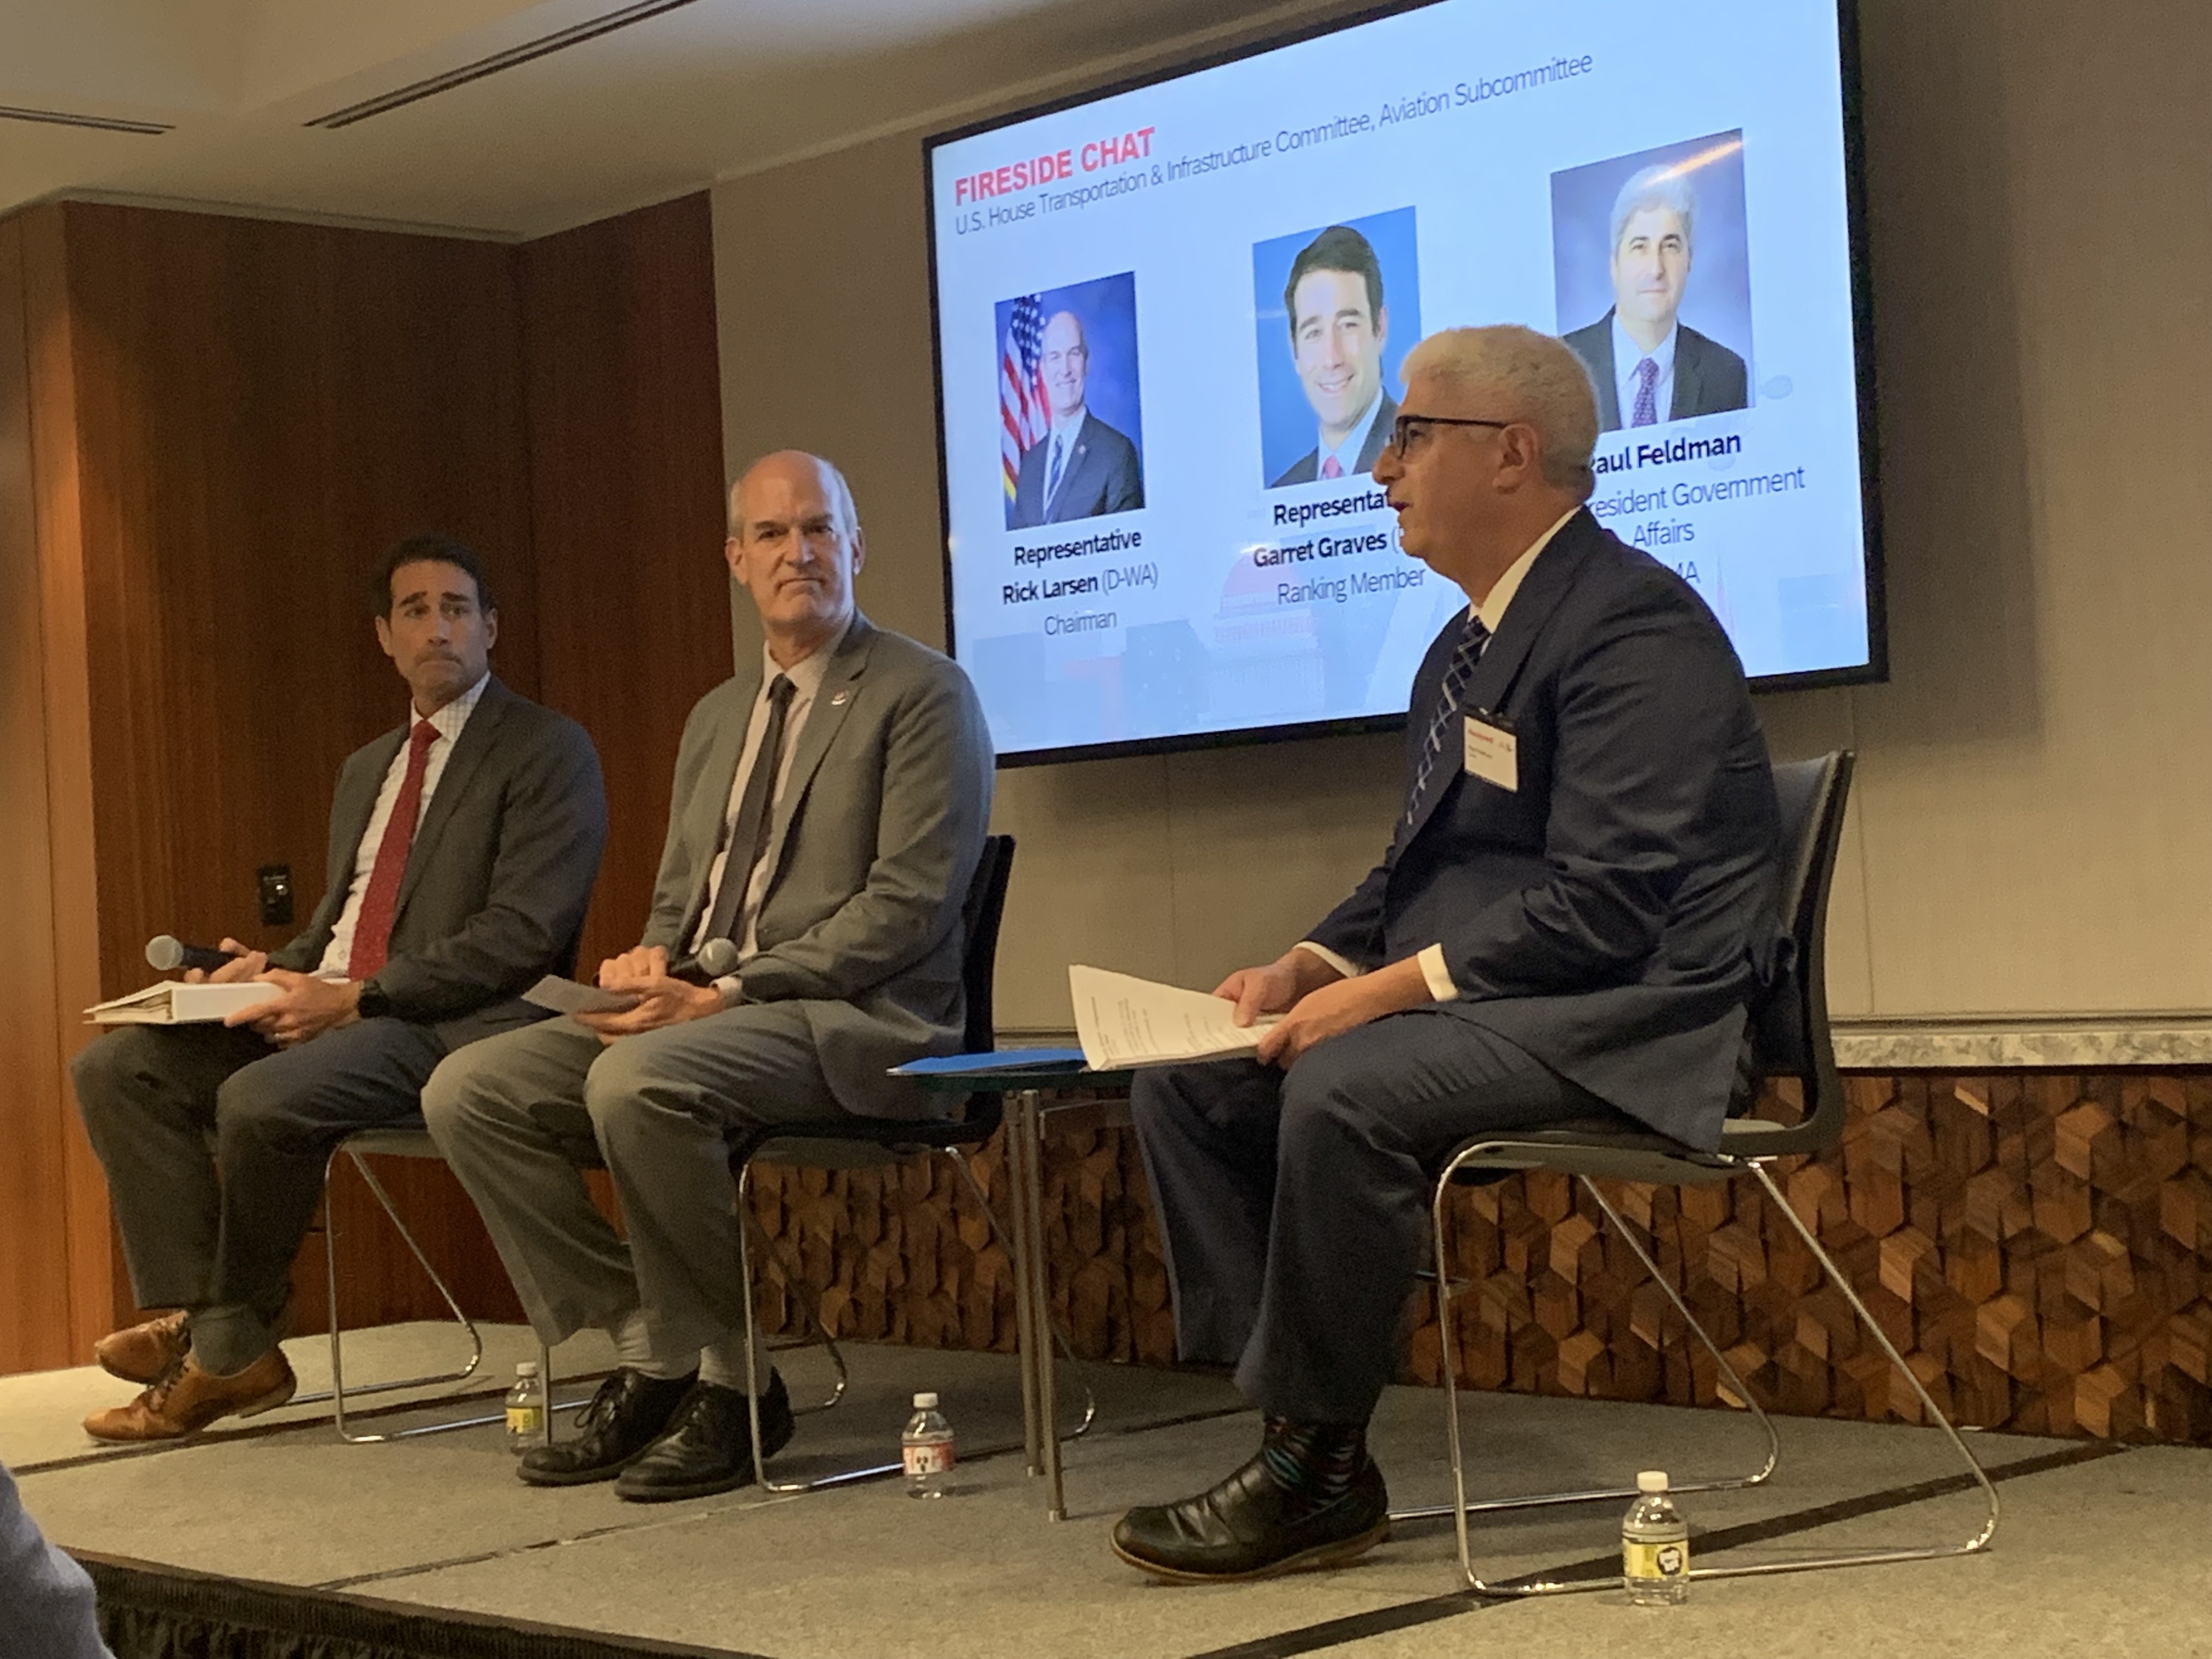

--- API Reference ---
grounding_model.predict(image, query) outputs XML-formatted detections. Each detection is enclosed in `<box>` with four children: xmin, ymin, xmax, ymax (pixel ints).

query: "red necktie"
<box><xmin>347</xmin><ymin>720</ymin><xmax>439</xmax><ymax>980</ymax></box>
<box><xmin>1321</xmin><ymin>455</ymin><xmax>1344</xmax><ymax>480</ymax></box>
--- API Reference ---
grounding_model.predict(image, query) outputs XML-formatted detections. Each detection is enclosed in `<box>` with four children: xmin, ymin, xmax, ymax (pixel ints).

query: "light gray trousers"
<box><xmin>420</xmin><ymin>1005</ymin><xmax>847</xmax><ymax>1363</ymax></box>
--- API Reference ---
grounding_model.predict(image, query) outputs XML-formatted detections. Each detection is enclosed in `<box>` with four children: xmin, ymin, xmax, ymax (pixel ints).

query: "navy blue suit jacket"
<box><xmin>1008</xmin><ymin>411</ymin><xmax>1143</xmax><ymax>528</ymax></box>
<box><xmin>1307</xmin><ymin>510</ymin><xmax>1783</xmax><ymax>1150</ymax></box>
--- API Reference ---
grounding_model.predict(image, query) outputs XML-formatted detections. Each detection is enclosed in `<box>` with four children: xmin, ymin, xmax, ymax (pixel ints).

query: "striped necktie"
<box><xmin>1404</xmin><ymin>614</ymin><xmax>1491</xmax><ymax>828</ymax></box>
<box><xmin>1045</xmin><ymin>433</ymin><xmax>1066</xmax><ymax>505</ymax></box>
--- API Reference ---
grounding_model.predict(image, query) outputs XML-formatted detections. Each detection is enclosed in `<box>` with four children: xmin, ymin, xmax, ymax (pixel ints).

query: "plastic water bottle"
<box><xmin>1622</xmin><ymin>1470</ymin><xmax>1690</xmax><ymax>1604</ymax></box>
<box><xmin>505</xmin><ymin>1361</ymin><xmax>547</xmax><ymax>1452</ymax></box>
<box><xmin>901</xmin><ymin>1391</ymin><xmax>955</xmax><ymax>1498</ymax></box>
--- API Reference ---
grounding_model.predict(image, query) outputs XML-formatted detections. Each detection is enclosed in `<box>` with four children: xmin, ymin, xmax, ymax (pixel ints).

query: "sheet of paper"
<box><xmin>1068</xmin><ymin>965</ymin><xmax>1277</xmax><ymax>1070</ymax></box>
<box><xmin>523</xmin><ymin>975</ymin><xmax>642</xmax><ymax>1017</ymax></box>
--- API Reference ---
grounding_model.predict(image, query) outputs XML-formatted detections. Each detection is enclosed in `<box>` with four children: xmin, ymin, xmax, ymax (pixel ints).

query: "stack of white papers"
<box><xmin>1068</xmin><ymin>965</ymin><xmax>1279</xmax><ymax>1070</ymax></box>
<box><xmin>86</xmin><ymin>981</ymin><xmax>281</xmax><ymax>1025</ymax></box>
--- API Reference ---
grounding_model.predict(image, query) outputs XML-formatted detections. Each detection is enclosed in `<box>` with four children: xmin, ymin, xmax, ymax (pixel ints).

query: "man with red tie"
<box><xmin>69</xmin><ymin>537</ymin><xmax>606</xmax><ymax>1441</ymax></box>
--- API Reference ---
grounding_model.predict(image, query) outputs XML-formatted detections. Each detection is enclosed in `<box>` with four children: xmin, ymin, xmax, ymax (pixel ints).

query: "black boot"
<box><xmin>517</xmin><ymin>1368</ymin><xmax>697</xmax><ymax>1487</ymax></box>
<box><xmin>1111</xmin><ymin>1417</ymin><xmax>1388</xmax><ymax>1581</ymax></box>
<box><xmin>616</xmin><ymin>1371</ymin><xmax>795</xmax><ymax>1503</ymax></box>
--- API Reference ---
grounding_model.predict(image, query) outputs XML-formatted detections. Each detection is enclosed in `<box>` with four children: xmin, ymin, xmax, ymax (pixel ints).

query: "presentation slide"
<box><xmin>927</xmin><ymin>0</ymin><xmax>1872</xmax><ymax>763</ymax></box>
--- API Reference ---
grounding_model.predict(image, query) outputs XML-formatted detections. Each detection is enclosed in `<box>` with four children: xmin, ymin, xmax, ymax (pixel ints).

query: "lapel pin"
<box><xmin>830</xmin><ymin>690</ymin><xmax>850</xmax><ymax>706</ymax></box>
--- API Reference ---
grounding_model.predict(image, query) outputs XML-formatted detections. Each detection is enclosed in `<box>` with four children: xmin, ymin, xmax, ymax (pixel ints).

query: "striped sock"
<box><xmin>1259</xmin><ymin>1414</ymin><xmax>1367</xmax><ymax>1503</ymax></box>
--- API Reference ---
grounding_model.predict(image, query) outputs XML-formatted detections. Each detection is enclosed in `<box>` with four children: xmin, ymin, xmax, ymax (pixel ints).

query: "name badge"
<box><xmin>1463</xmin><ymin>713</ymin><xmax>1518</xmax><ymax>792</ymax></box>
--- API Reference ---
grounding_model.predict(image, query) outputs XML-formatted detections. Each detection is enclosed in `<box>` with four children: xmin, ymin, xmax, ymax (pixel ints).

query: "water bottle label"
<box><xmin>903</xmin><ymin>1439</ymin><xmax>955</xmax><ymax>1476</ymax></box>
<box><xmin>1623</xmin><ymin>1539</ymin><xmax>1688</xmax><ymax>1580</ymax></box>
<box><xmin>506</xmin><ymin>1406</ymin><xmax>545</xmax><ymax>1436</ymax></box>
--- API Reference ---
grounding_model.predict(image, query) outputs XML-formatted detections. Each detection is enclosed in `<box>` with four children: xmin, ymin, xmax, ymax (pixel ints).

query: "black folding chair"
<box><xmin>727</xmin><ymin>833</ymin><xmax>1097</xmax><ymax>1492</ymax></box>
<box><xmin>1410</xmin><ymin>752</ymin><xmax>1999</xmax><ymax>1591</ymax></box>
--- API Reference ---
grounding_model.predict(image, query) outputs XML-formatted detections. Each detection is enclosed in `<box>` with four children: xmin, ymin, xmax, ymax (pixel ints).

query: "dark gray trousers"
<box><xmin>1128</xmin><ymin>1007</ymin><xmax>1624</xmax><ymax>1424</ymax></box>
<box><xmin>70</xmin><ymin>1019</ymin><xmax>448</xmax><ymax>1327</ymax></box>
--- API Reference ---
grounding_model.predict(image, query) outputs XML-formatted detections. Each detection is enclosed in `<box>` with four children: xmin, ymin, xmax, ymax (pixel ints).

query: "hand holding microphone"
<box><xmin>146</xmin><ymin>934</ymin><xmax>267</xmax><ymax>985</ymax></box>
<box><xmin>667</xmin><ymin>937</ymin><xmax>740</xmax><ymax>985</ymax></box>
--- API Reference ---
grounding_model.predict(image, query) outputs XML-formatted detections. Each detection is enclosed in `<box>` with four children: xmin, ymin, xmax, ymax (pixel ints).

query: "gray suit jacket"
<box><xmin>641</xmin><ymin>615</ymin><xmax>994</xmax><ymax>1118</ymax></box>
<box><xmin>1564</xmin><ymin>312</ymin><xmax>1750</xmax><ymax>432</ymax></box>
<box><xmin>270</xmin><ymin>676</ymin><xmax>608</xmax><ymax>1050</ymax></box>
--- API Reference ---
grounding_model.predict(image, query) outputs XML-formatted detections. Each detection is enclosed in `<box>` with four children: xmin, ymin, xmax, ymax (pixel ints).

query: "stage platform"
<box><xmin>7</xmin><ymin>1324</ymin><xmax>2204</xmax><ymax>1658</ymax></box>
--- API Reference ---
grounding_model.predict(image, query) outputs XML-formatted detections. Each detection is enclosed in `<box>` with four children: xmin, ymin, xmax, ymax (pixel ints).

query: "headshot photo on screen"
<box><xmin>1254</xmin><ymin>208</ymin><xmax>1421</xmax><ymax>489</ymax></box>
<box><xmin>998</xmin><ymin>272</ymin><xmax>1144</xmax><ymax>531</ymax></box>
<box><xmin>1553</xmin><ymin>132</ymin><xmax>1753</xmax><ymax>433</ymax></box>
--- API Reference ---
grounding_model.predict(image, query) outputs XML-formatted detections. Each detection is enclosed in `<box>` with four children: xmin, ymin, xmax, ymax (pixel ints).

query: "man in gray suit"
<box><xmin>425</xmin><ymin>451</ymin><xmax>994</xmax><ymax>1503</ymax></box>
<box><xmin>70</xmin><ymin>537</ymin><xmax>607</xmax><ymax>1441</ymax></box>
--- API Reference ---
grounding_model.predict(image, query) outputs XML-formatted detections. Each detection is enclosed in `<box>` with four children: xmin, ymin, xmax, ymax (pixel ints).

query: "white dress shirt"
<box><xmin>317</xmin><ymin>672</ymin><xmax>490</xmax><ymax>978</ymax></box>
<box><xmin>690</xmin><ymin>620</ymin><xmax>850</xmax><ymax>991</ymax></box>
<box><xmin>1296</xmin><ymin>505</ymin><xmax>1583</xmax><ymax>1001</ymax></box>
<box><xmin>1612</xmin><ymin>312</ymin><xmax>1679</xmax><ymax>428</ymax></box>
<box><xmin>1316</xmin><ymin>387</ymin><xmax>1389</xmax><ymax>479</ymax></box>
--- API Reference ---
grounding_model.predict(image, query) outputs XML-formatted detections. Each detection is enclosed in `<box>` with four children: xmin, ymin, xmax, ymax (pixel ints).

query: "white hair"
<box><xmin>1609</xmin><ymin>164</ymin><xmax>1697</xmax><ymax>257</ymax></box>
<box><xmin>729</xmin><ymin>451</ymin><xmax>860</xmax><ymax>537</ymax></box>
<box><xmin>1401</xmin><ymin>325</ymin><xmax>1600</xmax><ymax>496</ymax></box>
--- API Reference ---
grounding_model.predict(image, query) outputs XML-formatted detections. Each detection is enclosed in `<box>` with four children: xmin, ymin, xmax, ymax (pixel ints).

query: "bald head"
<box><xmin>730</xmin><ymin>450</ymin><xmax>859</xmax><ymax>540</ymax></box>
<box><xmin>725</xmin><ymin>450</ymin><xmax>865</xmax><ymax>668</ymax></box>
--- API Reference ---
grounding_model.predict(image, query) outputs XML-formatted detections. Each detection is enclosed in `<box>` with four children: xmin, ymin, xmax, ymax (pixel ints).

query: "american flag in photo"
<box><xmin>1000</xmin><ymin>295</ymin><xmax>1049</xmax><ymax>504</ymax></box>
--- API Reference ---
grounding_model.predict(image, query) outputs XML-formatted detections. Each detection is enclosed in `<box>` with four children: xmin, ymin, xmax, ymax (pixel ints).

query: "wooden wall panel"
<box><xmin>0</xmin><ymin>215</ymin><xmax>83</xmax><ymax>1373</ymax></box>
<box><xmin>520</xmin><ymin>191</ymin><xmax>730</xmax><ymax>971</ymax></box>
<box><xmin>17</xmin><ymin>205</ymin><xmax>119</xmax><ymax>1359</ymax></box>
<box><xmin>55</xmin><ymin>203</ymin><xmax>538</xmax><ymax>1008</ymax></box>
<box><xmin>746</xmin><ymin>1072</ymin><xmax>2212</xmax><ymax>1447</ymax></box>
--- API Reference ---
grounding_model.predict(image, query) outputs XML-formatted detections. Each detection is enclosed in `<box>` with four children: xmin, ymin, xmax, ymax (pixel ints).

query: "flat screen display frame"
<box><xmin>923</xmin><ymin>0</ymin><xmax>1887</xmax><ymax>770</ymax></box>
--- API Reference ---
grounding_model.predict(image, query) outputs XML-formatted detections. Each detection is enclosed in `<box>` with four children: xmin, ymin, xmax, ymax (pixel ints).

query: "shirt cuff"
<box><xmin>1415</xmin><ymin>944</ymin><xmax>1458</xmax><ymax>1002</ymax></box>
<box><xmin>1292</xmin><ymin>941</ymin><xmax>1362</xmax><ymax>981</ymax></box>
<box><xmin>713</xmin><ymin>974</ymin><xmax>745</xmax><ymax>1008</ymax></box>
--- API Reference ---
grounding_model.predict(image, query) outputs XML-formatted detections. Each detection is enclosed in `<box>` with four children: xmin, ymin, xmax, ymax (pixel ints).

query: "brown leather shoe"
<box><xmin>93</xmin><ymin>1310</ymin><xmax>191</xmax><ymax>1385</ymax></box>
<box><xmin>83</xmin><ymin>1346</ymin><xmax>296</xmax><ymax>1442</ymax></box>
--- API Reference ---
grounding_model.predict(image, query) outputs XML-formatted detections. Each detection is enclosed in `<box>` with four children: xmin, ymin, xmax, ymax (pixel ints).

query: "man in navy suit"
<box><xmin>1270</xmin><ymin>225</ymin><xmax>1398</xmax><ymax>488</ymax></box>
<box><xmin>1563</xmin><ymin>163</ymin><xmax>1749</xmax><ymax>431</ymax></box>
<box><xmin>1113</xmin><ymin>324</ymin><xmax>1782</xmax><ymax>1582</ymax></box>
<box><xmin>1008</xmin><ymin>310</ymin><xmax>1143</xmax><ymax>528</ymax></box>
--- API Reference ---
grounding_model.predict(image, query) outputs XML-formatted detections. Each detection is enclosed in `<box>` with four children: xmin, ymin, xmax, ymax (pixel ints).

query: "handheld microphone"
<box><xmin>145</xmin><ymin>935</ymin><xmax>242</xmax><ymax>974</ymax></box>
<box><xmin>666</xmin><ymin>938</ymin><xmax>740</xmax><ymax>985</ymax></box>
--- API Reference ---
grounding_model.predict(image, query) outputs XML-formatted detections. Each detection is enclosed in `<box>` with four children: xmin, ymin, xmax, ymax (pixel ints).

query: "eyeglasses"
<box><xmin>1384</xmin><ymin>414</ymin><xmax>1515</xmax><ymax>458</ymax></box>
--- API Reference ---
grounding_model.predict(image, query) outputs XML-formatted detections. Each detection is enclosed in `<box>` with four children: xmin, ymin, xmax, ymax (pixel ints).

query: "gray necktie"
<box><xmin>702</xmin><ymin>674</ymin><xmax>796</xmax><ymax>946</ymax></box>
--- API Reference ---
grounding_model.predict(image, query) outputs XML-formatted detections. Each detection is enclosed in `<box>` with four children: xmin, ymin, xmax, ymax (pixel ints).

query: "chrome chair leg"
<box><xmin>1397</xmin><ymin>1172</ymin><xmax>1780</xmax><ymax>1528</ymax></box>
<box><xmin>739</xmin><ymin>1161</ymin><xmax>900</xmax><ymax>1493</ymax></box>
<box><xmin>737</xmin><ymin>1195</ymin><xmax>848</xmax><ymax>1414</ymax></box>
<box><xmin>316</xmin><ymin>1146</ymin><xmax>490</xmax><ymax>1443</ymax></box>
<box><xmin>1426</xmin><ymin>1147</ymin><xmax>1999</xmax><ymax>1594</ymax></box>
<box><xmin>946</xmin><ymin>1146</ymin><xmax>1098</xmax><ymax>1441</ymax></box>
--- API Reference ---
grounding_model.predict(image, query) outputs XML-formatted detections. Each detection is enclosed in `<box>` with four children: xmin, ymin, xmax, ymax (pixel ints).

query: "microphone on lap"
<box><xmin>145</xmin><ymin>935</ymin><xmax>243</xmax><ymax>975</ymax></box>
<box><xmin>664</xmin><ymin>937</ymin><xmax>740</xmax><ymax>986</ymax></box>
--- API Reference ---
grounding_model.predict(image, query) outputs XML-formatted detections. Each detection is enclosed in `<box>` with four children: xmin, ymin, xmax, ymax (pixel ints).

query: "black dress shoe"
<box><xmin>1111</xmin><ymin>1450</ymin><xmax>1390</xmax><ymax>1581</ymax></box>
<box><xmin>616</xmin><ymin>1372</ymin><xmax>795</xmax><ymax>1503</ymax></box>
<box><xmin>516</xmin><ymin>1368</ymin><xmax>697</xmax><ymax>1487</ymax></box>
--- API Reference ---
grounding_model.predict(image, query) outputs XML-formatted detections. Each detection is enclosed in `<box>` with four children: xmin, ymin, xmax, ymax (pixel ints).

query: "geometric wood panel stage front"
<box><xmin>741</xmin><ymin>1071</ymin><xmax>2212</xmax><ymax>1446</ymax></box>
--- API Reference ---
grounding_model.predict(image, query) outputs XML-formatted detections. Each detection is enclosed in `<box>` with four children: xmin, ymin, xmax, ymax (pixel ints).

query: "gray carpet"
<box><xmin>8</xmin><ymin>1324</ymin><xmax>2200</xmax><ymax>1658</ymax></box>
